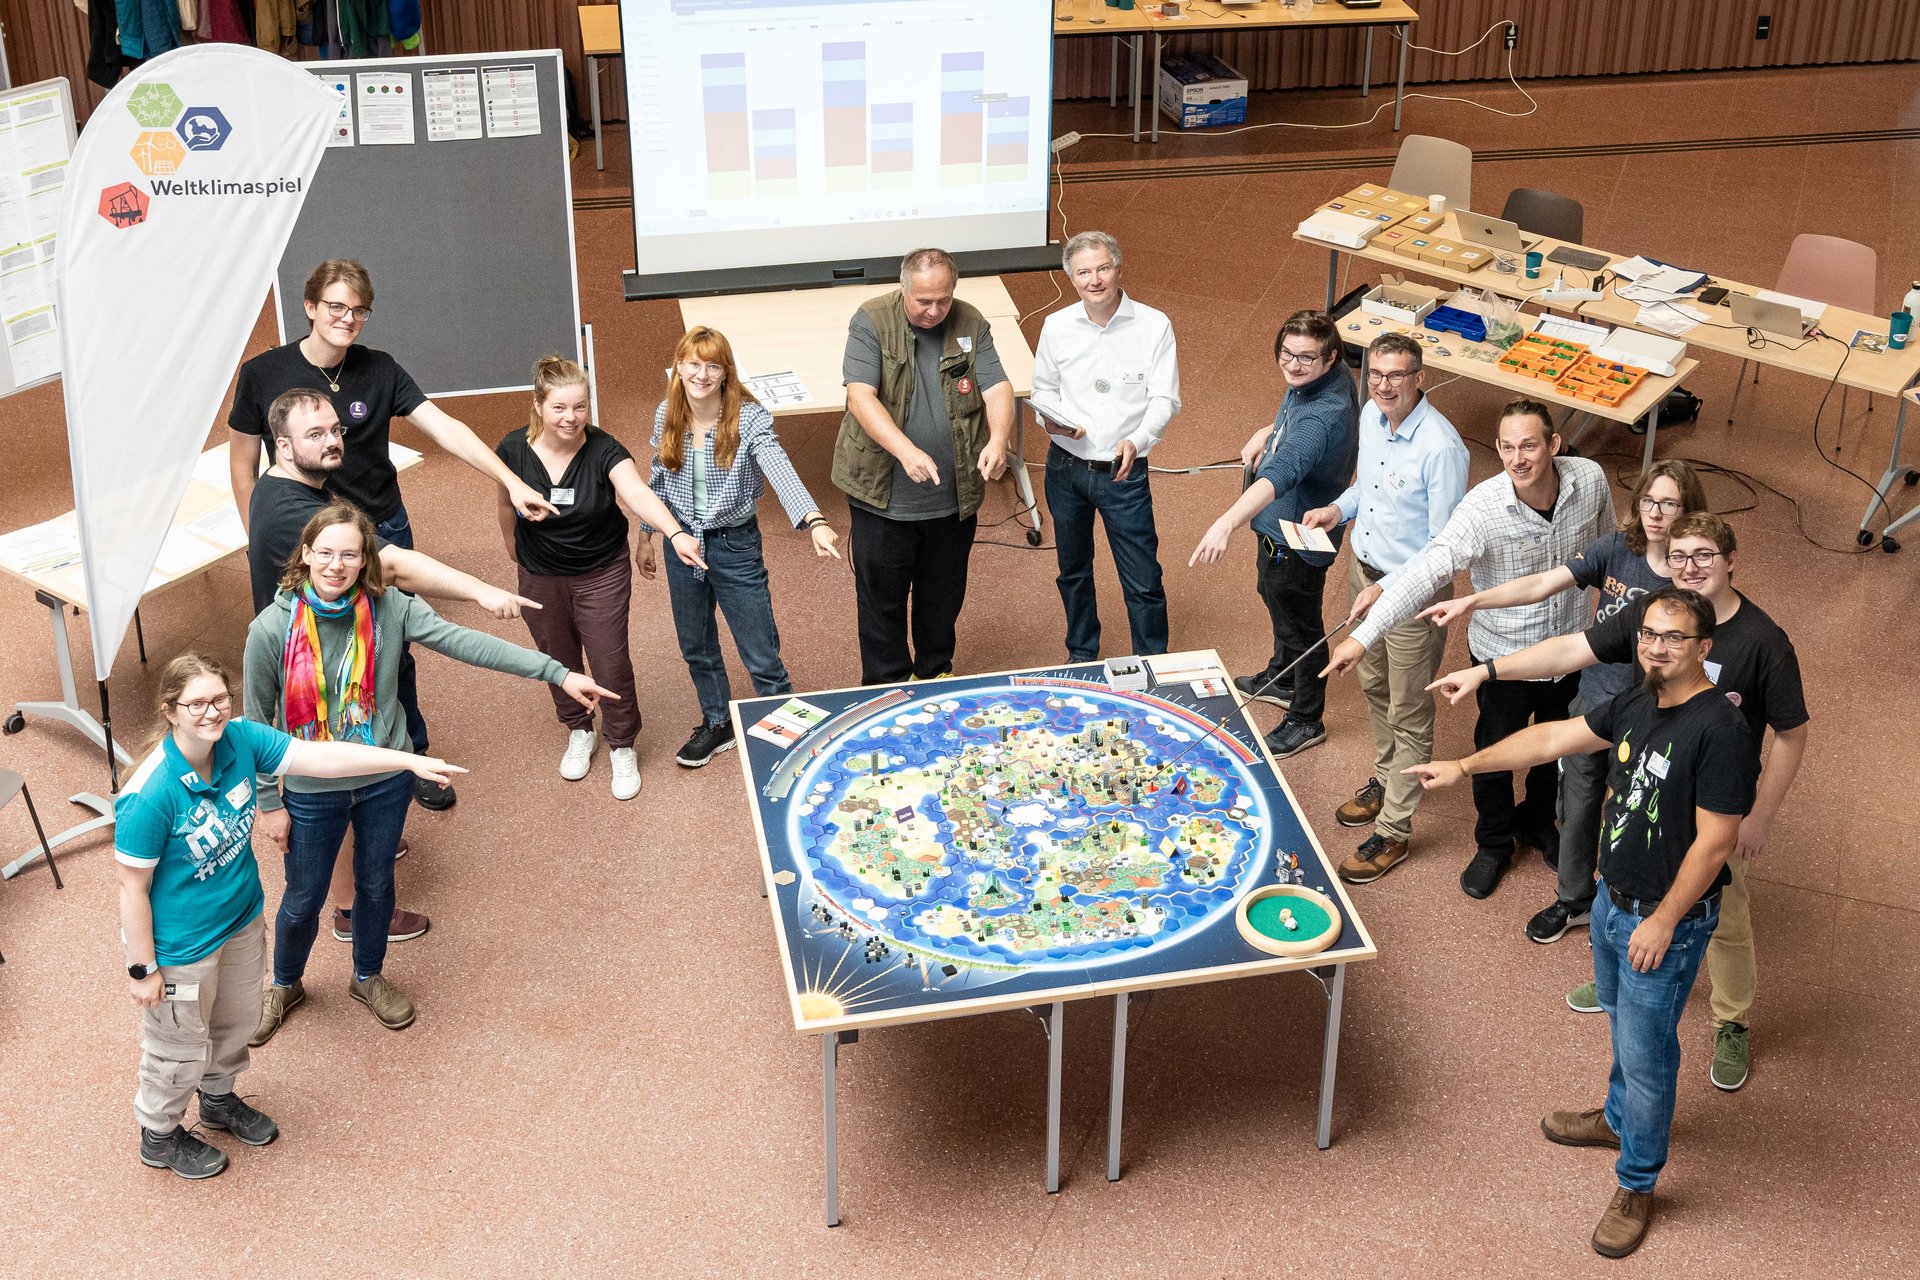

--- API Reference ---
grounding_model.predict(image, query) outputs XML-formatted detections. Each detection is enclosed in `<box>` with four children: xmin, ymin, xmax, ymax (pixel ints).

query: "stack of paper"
<box><xmin>1591</xmin><ymin>329</ymin><xmax>1688</xmax><ymax>378</ymax></box>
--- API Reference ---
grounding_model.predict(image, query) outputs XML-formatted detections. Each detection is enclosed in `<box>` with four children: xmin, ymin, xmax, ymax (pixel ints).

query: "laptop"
<box><xmin>1454</xmin><ymin>210</ymin><xmax>1542</xmax><ymax>254</ymax></box>
<box><xmin>1730</xmin><ymin>293</ymin><xmax>1818</xmax><ymax>338</ymax></box>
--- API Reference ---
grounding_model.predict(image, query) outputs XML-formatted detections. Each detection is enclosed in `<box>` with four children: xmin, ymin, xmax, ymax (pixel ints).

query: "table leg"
<box><xmin>1106</xmin><ymin>991</ymin><xmax>1128</xmax><ymax>1181</ymax></box>
<box><xmin>1360</xmin><ymin>28</ymin><xmax>1373</xmax><ymax>97</ymax></box>
<box><xmin>1011</xmin><ymin>402</ymin><xmax>1043</xmax><ymax>544</ymax></box>
<box><xmin>1394</xmin><ymin>24</ymin><xmax>1410</xmax><ymax>131</ymax></box>
<box><xmin>822</xmin><ymin>1030</ymin><xmax>851</xmax><ymax>1227</ymax></box>
<box><xmin>1862</xmin><ymin>394</ymin><xmax>1917</xmax><ymax>538</ymax></box>
<box><xmin>1130</xmin><ymin>36</ymin><xmax>1142</xmax><ymax>143</ymax></box>
<box><xmin>1324</xmin><ymin>248</ymin><xmax>1338</xmax><ymax>312</ymax></box>
<box><xmin>1110</xmin><ymin>35</ymin><xmax>1118</xmax><ymax>109</ymax></box>
<box><xmin>1640</xmin><ymin>402</ymin><xmax>1661</xmax><ymax>472</ymax></box>
<box><xmin>2</xmin><ymin>793</ymin><xmax>113</xmax><ymax>881</ymax></box>
<box><xmin>588</xmin><ymin>54</ymin><xmax>604</xmax><ymax>171</ymax></box>
<box><xmin>1046</xmin><ymin>1000</ymin><xmax>1064</xmax><ymax>1192</ymax></box>
<box><xmin>1149</xmin><ymin>35</ymin><xmax>1162</xmax><ymax>144</ymax></box>
<box><xmin>1316</xmin><ymin>964</ymin><xmax>1346</xmax><ymax>1150</ymax></box>
<box><xmin>12</xmin><ymin>593</ymin><xmax>132</xmax><ymax>768</ymax></box>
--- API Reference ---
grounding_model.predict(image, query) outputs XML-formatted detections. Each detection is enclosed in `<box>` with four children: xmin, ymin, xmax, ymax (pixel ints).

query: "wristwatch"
<box><xmin>127</xmin><ymin>961</ymin><xmax>156</xmax><ymax>980</ymax></box>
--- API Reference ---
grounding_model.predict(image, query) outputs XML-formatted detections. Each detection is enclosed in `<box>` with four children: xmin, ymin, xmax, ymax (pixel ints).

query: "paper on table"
<box><xmin>1633</xmin><ymin>302</ymin><xmax>1710</xmax><ymax>337</ymax></box>
<box><xmin>192</xmin><ymin>447</ymin><xmax>237</xmax><ymax>489</ymax></box>
<box><xmin>0</xmin><ymin>518</ymin><xmax>81</xmax><ymax>575</ymax></box>
<box><xmin>1279</xmin><ymin>520</ymin><xmax>1336</xmax><ymax>554</ymax></box>
<box><xmin>184</xmin><ymin>502</ymin><xmax>247</xmax><ymax>550</ymax></box>
<box><xmin>746</xmin><ymin>370</ymin><xmax>810</xmax><ymax>407</ymax></box>
<box><xmin>152</xmin><ymin>525</ymin><xmax>222</xmax><ymax>580</ymax></box>
<box><xmin>1533</xmin><ymin>315</ymin><xmax>1613</xmax><ymax>346</ymax></box>
<box><xmin>747</xmin><ymin>697</ymin><xmax>828</xmax><ymax>748</ymax></box>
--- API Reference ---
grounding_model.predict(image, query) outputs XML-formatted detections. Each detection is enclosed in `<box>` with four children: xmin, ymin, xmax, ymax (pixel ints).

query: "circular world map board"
<box><xmin>786</xmin><ymin>682</ymin><xmax>1275</xmax><ymax>974</ymax></box>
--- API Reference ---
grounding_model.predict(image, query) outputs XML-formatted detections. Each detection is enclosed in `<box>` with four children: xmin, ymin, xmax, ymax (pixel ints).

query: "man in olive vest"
<box><xmin>837</xmin><ymin>247</ymin><xmax>1016</xmax><ymax>684</ymax></box>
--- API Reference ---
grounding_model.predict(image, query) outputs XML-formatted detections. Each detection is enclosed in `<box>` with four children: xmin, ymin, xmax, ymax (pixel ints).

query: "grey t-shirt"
<box><xmin>1565</xmin><ymin>530</ymin><xmax>1671</xmax><ymax>703</ymax></box>
<box><xmin>842</xmin><ymin>310</ymin><xmax>1006</xmax><ymax>521</ymax></box>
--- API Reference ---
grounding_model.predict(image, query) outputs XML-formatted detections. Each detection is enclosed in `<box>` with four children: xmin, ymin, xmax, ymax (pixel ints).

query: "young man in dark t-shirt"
<box><xmin>1428</xmin><ymin>514</ymin><xmax>1808</xmax><ymax>1091</ymax></box>
<box><xmin>228</xmin><ymin>260</ymin><xmax>556</xmax><ymax>808</ymax></box>
<box><xmin>1410</xmin><ymin>588</ymin><xmax>1757</xmax><ymax>1258</ymax></box>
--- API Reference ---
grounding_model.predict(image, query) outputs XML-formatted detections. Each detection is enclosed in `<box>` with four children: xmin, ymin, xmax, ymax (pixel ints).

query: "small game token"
<box><xmin>1368</xmin><ymin>317</ymin><xmax>1383</xmax><ymax>325</ymax></box>
<box><xmin>1347</xmin><ymin>323</ymin><xmax>1362</xmax><ymax>331</ymax></box>
<box><xmin>1434</xmin><ymin>346</ymin><xmax>1452</xmax><ymax>357</ymax></box>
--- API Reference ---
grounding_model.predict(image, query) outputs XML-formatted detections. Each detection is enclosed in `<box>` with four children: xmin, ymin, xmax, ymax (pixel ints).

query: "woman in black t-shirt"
<box><xmin>494</xmin><ymin>357</ymin><xmax>704</xmax><ymax>800</ymax></box>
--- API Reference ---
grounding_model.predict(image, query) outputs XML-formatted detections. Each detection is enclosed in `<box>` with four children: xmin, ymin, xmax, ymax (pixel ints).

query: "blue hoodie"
<box><xmin>1247</xmin><ymin>361</ymin><xmax>1360</xmax><ymax>568</ymax></box>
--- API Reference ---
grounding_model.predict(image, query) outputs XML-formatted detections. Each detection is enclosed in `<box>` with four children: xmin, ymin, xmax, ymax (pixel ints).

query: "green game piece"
<box><xmin>1246</xmin><ymin>894</ymin><xmax>1334</xmax><ymax>943</ymax></box>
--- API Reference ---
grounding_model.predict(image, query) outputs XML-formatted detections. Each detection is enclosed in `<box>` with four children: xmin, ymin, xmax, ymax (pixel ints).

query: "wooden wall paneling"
<box><xmin>3</xmin><ymin>0</ymin><xmax>108</xmax><ymax>118</ymax></box>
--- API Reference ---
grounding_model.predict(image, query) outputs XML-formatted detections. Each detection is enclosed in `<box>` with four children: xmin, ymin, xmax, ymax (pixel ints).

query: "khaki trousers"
<box><xmin>1707</xmin><ymin>856</ymin><xmax>1756</xmax><ymax>1027</ymax></box>
<box><xmin>134</xmin><ymin>912</ymin><xmax>265</xmax><ymax>1134</ymax></box>
<box><xmin>1350</xmin><ymin>554</ymin><xmax>1452</xmax><ymax>843</ymax></box>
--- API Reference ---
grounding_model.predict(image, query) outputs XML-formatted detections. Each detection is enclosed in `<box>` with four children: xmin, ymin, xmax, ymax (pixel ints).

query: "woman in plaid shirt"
<box><xmin>645</xmin><ymin>327</ymin><xmax>842</xmax><ymax>768</ymax></box>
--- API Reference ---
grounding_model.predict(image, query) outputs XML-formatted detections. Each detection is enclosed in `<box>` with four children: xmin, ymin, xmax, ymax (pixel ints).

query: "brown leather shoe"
<box><xmin>1335</xmin><ymin>777</ymin><xmax>1385</xmax><ymax>827</ymax></box>
<box><xmin>1337</xmin><ymin>834</ymin><xmax>1408</xmax><ymax>884</ymax></box>
<box><xmin>1542</xmin><ymin>1107</ymin><xmax>1621</xmax><ymax>1149</ymax></box>
<box><xmin>1591</xmin><ymin>1186</ymin><xmax>1653</xmax><ymax>1258</ymax></box>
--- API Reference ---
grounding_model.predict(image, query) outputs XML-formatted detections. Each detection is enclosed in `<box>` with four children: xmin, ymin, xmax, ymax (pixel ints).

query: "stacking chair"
<box><xmin>1501</xmin><ymin>188</ymin><xmax>1585</xmax><ymax>245</ymax></box>
<box><xmin>1388</xmin><ymin>135</ymin><xmax>1472</xmax><ymax>213</ymax></box>
<box><xmin>1730</xmin><ymin>234</ymin><xmax>1877</xmax><ymax>423</ymax></box>
<box><xmin>1</xmin><ymin>767</ymin><xmax>62</xmax><ymax>891</ymax></box>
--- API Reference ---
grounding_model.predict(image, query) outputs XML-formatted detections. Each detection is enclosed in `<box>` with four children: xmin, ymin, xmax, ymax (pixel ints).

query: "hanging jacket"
<box><xmin>387</xmin><ymin>0</ymin><xmax>419</xmax><ymax>49</ymax></box>
<box><xmin>337</xmin><ymin>0</ymin><xmax>389</xmax><ymax>56</ymax></box>
<box><xmin>87</xmin><ymin>0</ymin><xmax>128</xmax><ymax>88</ymax></box>
<box><xmin>118</xmin><ymin>0</ymin><xmax>182</xmax><ymax>58</ymax></box>
<box><xmin>255</xmin><ymin>0</ymin><xmax>295</xmax><ymax>54</ymax></box>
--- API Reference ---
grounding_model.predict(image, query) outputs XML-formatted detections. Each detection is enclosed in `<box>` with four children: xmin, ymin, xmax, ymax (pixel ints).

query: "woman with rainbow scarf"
<box><xmin>243</xmin><ymin>503</ymin><xmax>616</xmax><ymax>1039</ymax></box>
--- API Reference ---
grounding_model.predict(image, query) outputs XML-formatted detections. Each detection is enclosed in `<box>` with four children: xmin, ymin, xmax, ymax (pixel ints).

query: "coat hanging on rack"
<box><xmin>116</xmin><ymin>0</ymin><xmax>182</xmax><ymax>60</ymax></box>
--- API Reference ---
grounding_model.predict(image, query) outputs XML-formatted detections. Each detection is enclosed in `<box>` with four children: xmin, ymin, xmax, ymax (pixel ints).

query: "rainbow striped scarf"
<box><xmin>283</xmin><ymin>582</ymin><xmax>377</xmax><ymax>743</ymax></box>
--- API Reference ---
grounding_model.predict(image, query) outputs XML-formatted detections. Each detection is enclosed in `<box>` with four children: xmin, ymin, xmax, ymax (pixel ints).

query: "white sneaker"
<box><xmin>560</xmin><ymin>729</ymin><xmax>597</xmax><ymax>781</ymax></box>
<box><xmin>610</xmin><ymin>747</ymin><xmax>641</xmax><ymax>801</ymax></box>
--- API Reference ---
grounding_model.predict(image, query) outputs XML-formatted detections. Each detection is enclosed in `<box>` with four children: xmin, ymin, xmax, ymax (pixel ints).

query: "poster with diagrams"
<box><xmin>355</xmin><ymin>72</ymin><xmax>417</xmax><ymax>145</ymax></box>
<box><xmin>423</xmin><ymin>68</ymin><xmax>484</xmax><ymax>141</ymax></box>
<box><xmin>0</xmin><ymin>78</ymin><xmax>76</xmax><ymax>397</ymax></box>
<box><xmin>481</xmin><ymin>64</ymin><xmax>542</xmax><ymax>137</ymax></box>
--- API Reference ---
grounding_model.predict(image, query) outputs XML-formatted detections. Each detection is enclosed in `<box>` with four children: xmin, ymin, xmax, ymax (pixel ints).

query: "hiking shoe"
<box><xmin>1337</xmin><ymin>834</ymin><xmax>1408</xmax><ymax>884</ymax></box>
<box><xmin>198</xmin><ymin>1091</ymin><xmax>279</xmax><ymax>1146</ymax></box>
<box><xmin>1526</xmin><ymin>899</ymin><xmax>1592</xmax><ymax>945</ymax></box>
<box><xmin>1541</xmin><ymin>1107</ymin><xmax>1620</xmax><ymax>1150</ymax></box>
<box><xmin>560</xmin><ymin>728</ymin><xmax>598</xmax><ymax>781</ymax></box>
<box><xmin>349</xmin><ymin>973</ymin><xmax>416</xmax><ymax>1030</ymax></box>
<box><xmin>333</xmin><ymin>907</ymin><xmax>430</xmax><ymax>943</ymax></box>
<box><xmin>139</xmin><ymin>1125</ymin><xmax>229</xmax><ymax>1179</ymax></box>
<box><xmin>1460</xmin><ymin>849</ymin><xmax>1509</xmax><ymax>900</ymax></box>
<box><xmin>1233</xmin><ymin>674</ymin><xmax>1291</xmax><ymax>709</ymax></box>
<box><xmin>249</xmin><ymin>980</ymin><xmax>305</xmax><ymax>1048</ymax></box>
<box><xmin>414</xmin><ymin>777</ymin><xmax>455</xmax><ymax>810</ymax></box>
<box><xmin>1566</xmin><ymin>981</ymin><xmax>1602</xmax><ymax>1014</ymax></box>
<box><xmin>1592</xmin><ymin>1186</ymin><xmax>1654</xmax><ymax>1258</ymax></box>
<box><xmin>1335</xmin><ymin>778</ymin><xmax>1385</xmax><ymax>827</ymax></box>
<box><xmin>1262</xmin><ymin>719</ymin><xmax>1327</xmax><ymax>760</ymax></box>
<box><xmin>675</xmin><ymin>721</ymin><xmax>738</xmax><ymax>768</ymax></box>
<box><xmin>610</xmin><ymin>747</ymin><xmax>642</xmax><ymax>801</ymax></box>
<box><xmin>1711</xmin><ymin>1022</ymin><xmax>1750</xmax><ymax>1091</ymax></box>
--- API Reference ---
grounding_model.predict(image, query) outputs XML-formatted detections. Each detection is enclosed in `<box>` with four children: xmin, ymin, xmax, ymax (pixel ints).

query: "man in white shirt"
<box><xmin>1030</xmin><ymin>231</ymin><xmax>1181</xmax><ymax>661</ymax></box>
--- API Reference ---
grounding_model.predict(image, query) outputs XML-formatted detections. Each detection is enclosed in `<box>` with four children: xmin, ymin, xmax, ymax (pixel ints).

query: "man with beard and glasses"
<box><xmin>1407</xmin><ymin>587</ymin><xmax>1756</xmax><ymax>1258</ymax></box>
<box><xmin>1428</xmin><ymin>513</ymin><xmax>1807</xmax><ymax>1093</ymax></box>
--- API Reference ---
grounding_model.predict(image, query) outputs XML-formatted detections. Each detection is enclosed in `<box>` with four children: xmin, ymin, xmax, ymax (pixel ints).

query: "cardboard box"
<box><xmin>1344</xmin><ymin>182</ymin><xmax>1391</xmax><ymax>204</ymax></box>
<box><xmin>1386</xmin><ymin>193</ymin><xmax>1430</xmax><ymax>214</ymax></box>
<box><xmin>1360</xmin><ymin>282</ymin><xmax>1441</xmax><ymax>326</ymax></box>
<box><xmin>1419</xmin><ymin>239</ymin><xmax>1466</xmax><ymax>266</ymax></box>
<box><xmin>1401</xmin><ymin>211</ymin><xmax>1445</xmax><ymax>237</ymax></box>
<box><xmin>1453</xmin><ymin>246</ymin><xmax>1492</xmax><ymax>272</ymax></box>
<box><xmin>1394</xmin><ymin>236</ymin><xmax>1433</xmax><ymax>260</ymax></box>
<box><xmin>1157</xmin><ymin>54</ymin><xmax>1248</xmax><ymax>129</ymax></box>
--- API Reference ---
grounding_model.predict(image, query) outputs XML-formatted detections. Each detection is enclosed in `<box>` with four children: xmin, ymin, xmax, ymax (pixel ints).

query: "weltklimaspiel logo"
<box><xmin>101</xmin><ymin>85</ymin><xmax>283</xmax><ymax>231</ymax></box>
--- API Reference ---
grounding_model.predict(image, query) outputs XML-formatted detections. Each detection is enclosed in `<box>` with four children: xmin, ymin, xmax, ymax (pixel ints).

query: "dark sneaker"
<box><xmin>198</xmin><ymin>1091</ymin><xmax>279</xmax><ymax>1146</ymax></box>
<box><xmin>1262</xmin><ymin>719</ymin><xmax>1327</xmax><ymax>760</ymax></box>
<box><xmin>414</xmin><ymin>777</ymin><xmax>456</xmax><ymax>811</ymax></box>
<box><xmin>1460</xmin><ymin>849</ymin><xmax>1510</xmax><ymax>899</ymax></box>
<box><xmin>1337</xmin><ymin>834</ymin><xmax>1408</xmax><ymax>884</ymax></box>
<box><xmin>249</xmin><ymin>980</ymin><xmax>305</xmax><ymax>1048</ymax></box>
<box><xmin>1541</xmin><ymin>1107</ymin><xmax>1620</xmax><ymax>1150</ymax></box>
<box><xmin>1566</xmin><ymin>981</ymin><xmax>1602</xmax><ymax>1014</ymax></box>
<box><xmin>1232</xmin><ymin>674</ymin><xmax>1291</xmax><ymax>709</ymax></box>
<box><xmin>350</xmin><ymin>973</ymin><xmax>416</xmax><ymax>1030</ymax></box>
<box><xmin>1521</xmin><ymin>827</ymin><xmax>1561</xmax><ymax>870</ymax></box>
<box><xmin>1526</xmin><ymin>899</ymin><xmax>1592</xmax><ymax>944</ymax></box>
<box><xmin>140</xmin><ymin>1125</ymin><xmax>229</xmax><ymax>1179</ymax></box>
<box><xmin>1335</xmin><ymin>777</ymin><xmax>1385</xmax><ymax>827</ymax></box>
<box><xmin>333</xmin><ymin>906</ymin><xmax>431</xmax><ymax>943</ymax></box>
<box><xmin>1711</xmin><ymin>1022</ymin><xmax>1750</xmax><ymax>1091</ymax></box>
<box><xmin>1592</xmin><ymin>1186</ymin><xmax>1654</xmax><ymax>1258</ymax></box>
<box><xmin>675</xmin><ymin>721</ymin><xmax>738</xmax><ymax>768</ymax></box>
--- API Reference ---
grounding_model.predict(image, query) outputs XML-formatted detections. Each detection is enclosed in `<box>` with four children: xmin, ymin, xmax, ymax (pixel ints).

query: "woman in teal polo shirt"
<box><xmin>116</xmin><ymin>651</ymin><xmax>461</xmax><ymax>1180</ymax></box>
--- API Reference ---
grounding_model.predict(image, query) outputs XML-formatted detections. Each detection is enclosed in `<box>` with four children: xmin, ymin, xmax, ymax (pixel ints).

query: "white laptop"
<box><xmin>1731</xmin><ymin>293</ymin><xmax>1818</xmax><ymax>338</ymax></box>
<box><xmin>1454</xmin><ymin>209</ymin><xmax>1543</xmax><ymax>254</ymax></box>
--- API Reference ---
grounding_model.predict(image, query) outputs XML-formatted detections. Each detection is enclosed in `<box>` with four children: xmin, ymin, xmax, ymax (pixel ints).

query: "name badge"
<box><xmin>958</xmin><ymin>335</ymin><xmax>973</xmax><ymax>353</ymax></box>
<box><xmin>549</xmin><ymin>487</ymin><xmax>576</xmax><ymax>507</ymax></box>
<box><xmin>1646</xmin><ymin>752</ymin><xmax>1671</xmax><ymax>781</ymax></box>
<box><xmin>224</xmin><ymin>780</ymin><xmax>252</xmax><ymax>810</ymax></box>
<box><xmin>957</xmin><ymin>377</ymin><xmax>972</xmax><ymax>395</ymax></box>
<box><xmin>1120</xmin><ymin>370</ymin><xmax>1147</xmax><ymax>385</ymax></box>
<box><xmin>1384</xmin><ymin>471</ymin><xmax>1408</xmax><ymax>492</ymax></box>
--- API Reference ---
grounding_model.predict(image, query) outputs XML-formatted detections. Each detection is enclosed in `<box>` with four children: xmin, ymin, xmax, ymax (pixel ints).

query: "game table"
<box><xmin>731</xmin><ymin>651</ymin><xmax>1377</xmax><ymax>1225</ymax></box>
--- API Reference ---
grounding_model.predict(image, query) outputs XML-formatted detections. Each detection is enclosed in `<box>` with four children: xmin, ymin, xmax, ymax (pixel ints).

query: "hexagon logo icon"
<box><xmin>176</xmin><ymin>106</ymin><xmax>231</xmax><ymax>152</ymax></box>
<box><xmin>127</xmin><ymin>83</ymin><xmax>184</xmax><ymax>129</ymax></box>
<box><xmin>131</xmin><ymin>130</ymin><xmax>187</xmax><ymax>177</ymax></box>
<box><xmin>98</xmin><ymin>183</ymin><xmax>150</xmax><ymax>229</ymax></box>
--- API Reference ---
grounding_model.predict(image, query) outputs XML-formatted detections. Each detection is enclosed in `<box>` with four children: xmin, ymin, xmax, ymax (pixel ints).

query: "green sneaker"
<box><xmin>1711</xmin><ymin>1022</ymin><xmax>1750</xmax><ymax>1091</ymax></box>
<box><xmin>1566</xmin><ymin>981</ymin><xmax>1602</xmax><ymax>1014</ymax></box>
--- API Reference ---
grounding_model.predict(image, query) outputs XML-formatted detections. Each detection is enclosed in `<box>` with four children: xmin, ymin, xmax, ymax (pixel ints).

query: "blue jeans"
<box><xmin>375</xmin><ymin>505</ymin><xmax>430</xmax><ymax>754</ymax></box>
<box><xmin>273</xmin><ymin>771</ymin><xmax>415</xmax><ymax>984</ymax></box>
<box><xmin>1592</xmin><ymin>878</ymin><xmax>1719</xmax><ymax>1193</ymax></box>
<box><xmin>664</xmin><ymin>519</ymin><xmax>792</xmax><ymax>725</ymax></box>
<box><xmin>1045</xmin><ymin>446</ymin><xmax>1168</xmax><ymax>661</ymax></box>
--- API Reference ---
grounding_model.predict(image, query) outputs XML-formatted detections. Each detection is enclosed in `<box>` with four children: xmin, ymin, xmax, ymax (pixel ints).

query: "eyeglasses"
<box><xmin>1277</xmin><ymin>349</ymin><xmax>1326</xmax><ymax>367</ymax></box>
<box><xmin>1070</xmin><ymin>262</ymin><xmax>1117</xmax><ymax>282</ymax></box>
<box><xmin>1366</xmin><ymin>369</ymin><xmax>1416</xmax><ymax>386</ymax></box>
<box><xmin>1636</xmin><ymin>627</ymin><xmax>1700</xmax><ymax>647</ymax></box>
<box><xmin>678</xmin><ymin>360</ymin><xmax>726</xmax><ymax>379</ymax></box>
<box><xmin>1665</xmin><ymin>549</ymin><xmax>1724</xmax><ymax>569</ymax></box>
<box><xmin>172</xmin><ymin>693</ymin><xmax>233</xmax><ymax>718</ymax></box>
<box><xmin>318</xmin><ymin>300</ymin><xmax>372</xmax><ymax>323</ymax></box>
<box><xmin>300</xmin><ymin>426</ymin><xmax>345</xmax><ymax>444</ymax></box>
<box><xmin>1638</xmin><ymin>497</ymin><xmax>1684</xmax><ymax>515</ymax></box>
<box><xmin>308</xmin><ymin>549</ymin><xmax>364</xmax><ymax>566</ymax></box>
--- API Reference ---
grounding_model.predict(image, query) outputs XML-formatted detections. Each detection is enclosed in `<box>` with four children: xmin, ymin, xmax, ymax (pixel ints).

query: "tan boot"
<box><xmin>1591</xmin><ymin>1186</ymin><xmax>1653</xmax><ymax>1258</ymax></box>
<box><xmin>1541</xmin><ymin>1107</ymin><xmax>1621</xmax><ymax>1149</ymax></box>
<box><xmin>248</xmin><ymin>980</ymin><xmax>304</xmax><ymax>1048</ymax></box>
<box><xmin>349</xmin><ymin>973</ymin><xmax>416</xmax><ymax>1030</ymax></box>
<box><xmin>1334</xmin><ymin>777</ymin><xmax>1385</xmax><ymax>827</ymax></box>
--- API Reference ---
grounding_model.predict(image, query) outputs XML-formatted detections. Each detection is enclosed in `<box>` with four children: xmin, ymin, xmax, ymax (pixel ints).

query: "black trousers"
<box><xmin>1254</xmin><ymin>545</ymin><xmax>1331</xmax><ymax>724</ymax></box>
<box><xmin>849</xmin><ymin>505</ymin><xmax>977</xmax><ymax>685</ymax></box>
<box><xmin>1469</xmin><ymin>654</ymin><xmax>1580</xmax><ymax>860</ymax></box>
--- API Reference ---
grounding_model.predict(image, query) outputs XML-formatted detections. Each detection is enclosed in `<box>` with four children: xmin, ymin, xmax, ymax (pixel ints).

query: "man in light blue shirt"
<box><xmin>1301</xmin><ymin>333</ymin><xmax>1468</xmax><ymax>884</ymax></box>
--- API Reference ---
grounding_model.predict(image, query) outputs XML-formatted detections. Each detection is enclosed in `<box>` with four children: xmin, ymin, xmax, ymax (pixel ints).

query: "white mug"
<box><xmin>1429</xmin><ymin>194</ymin><xmax>1448</xmax><ymax>216</ymax></box>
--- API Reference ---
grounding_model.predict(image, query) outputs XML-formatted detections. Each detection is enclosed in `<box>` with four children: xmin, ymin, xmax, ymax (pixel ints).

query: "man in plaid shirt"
<box><xmin>1325</xmin><ymin>399</ymin><xmax>1612</xmax><ymax>899</ymax></box>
